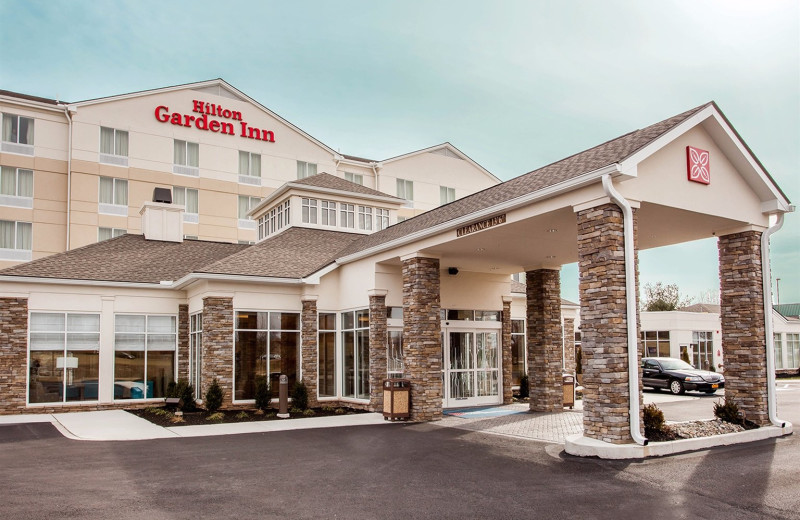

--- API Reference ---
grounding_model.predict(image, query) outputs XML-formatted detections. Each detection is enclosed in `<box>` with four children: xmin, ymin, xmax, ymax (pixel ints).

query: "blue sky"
<box><xmin>1</xmin><ymin>0</ymin><xmax>798</xmax><ymax>304</ymax></box>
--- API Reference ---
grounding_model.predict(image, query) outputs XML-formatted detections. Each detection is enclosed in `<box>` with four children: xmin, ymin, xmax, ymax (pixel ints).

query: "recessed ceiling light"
<box><xmin>476</xmin><ymin>248</ymin><xmax>486</xmax><ymax>252</ymax></box>
<box><xmin>546</xmin><ymin>255</ymin><xmax>556</xmax><ymax>259</ymax></box>
<box><xmin>547</xmin><ymin>228</ymin><xmax>558</xmax><ymax>233</ymax></box>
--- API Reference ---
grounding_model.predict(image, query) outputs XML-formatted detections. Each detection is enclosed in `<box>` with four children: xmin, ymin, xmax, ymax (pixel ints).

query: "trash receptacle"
<box><xmin>562</xmin><ymin>374</ymin><xmax>575</xmax><ymax>409</ymax></box>
<box><xmin>383</xmin><ymin>378</ymin><xmax>410</xmax><ymax>421</ymax></box>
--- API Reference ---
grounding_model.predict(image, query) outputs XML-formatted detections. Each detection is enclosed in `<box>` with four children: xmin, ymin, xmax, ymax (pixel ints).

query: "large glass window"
<box><xmin>189</xmin><ymin>313</ymin><xmax>203</xmax><ymax>399</ymax></box>
<box><xmin>375</xmin><ymin>208</ymin><xmax>389</xmax><ymax>231</ymax></box>
<box><xmin>239</xmin><ymin>151</ymin><xmax>261</xmax><ymax>184</ymax></box>
<box><xmin>100</xmin><ymin>127</ymin><xmax>128</xmax><ymax>156</ymax></box>
<box><xmin>358</xmin><ymin>206</ymin><xmax>373</xmax><ymax>231</ymax></box>
<box><xmin>321</xmin><ymin>200</ymin><xmax>336</xmax><ymax>226</ymax></box>
<box><xmin>2</xmin><ymin>113</ymin><xmax>34</xmax><ymax>145</ymax></box>
<box><xmin>98</xmin><ymin>227</ymin><xmax>125</xmax><ymax>242</ymax></box>
<box><xmin>511</xmin><ymin>319</ymin><xmax>526</xmax><ymax>386</ymax></box>
<box><xmin>297</xmin><ymin>160</ymin><xmax>317</xmax><ymax>179</ymax></box>
<box><xmin>238</xmin><ymin>195</ymin><xmax>262</xmax><ymax>225</ymax></box>
<box><xmin>318</xmin><ymin>313</ymin><xmax>336</xmax><ymax>397</ymax></box>
<box><xmin>0</xmin><ymin>166</ymin><xmax>33</xmax><ymax>201</ymax></box>
<box><xmin>397</xmin><ymin>178</ymin><xmax>413</xmax><ymax>200</ymax></box>
<box><xmin>787</xmin><ymin>333</ymin><xmax>800</xmax><ymax>369</ymax></box>
<box><xmin>345</xmin><ymin>172</ymin><xmax>363</xmax><ymax>185</ymax></box>
<box><xmin>440</xmin><ymin>186</ymin><xmax>455</xmax><ymax>205</ymax></box>
<box><xmin>0</xmin><ymin>220</ymin><xmax>32</xmax><ymax>251</ymax></box>
<box><xmin>774</xmin><ymin>333</ymin><xmax>784</xmax><ymax>369</ymax></box>
<box><xmin>114</xmin><ymin>315</ymin><xmax>176</xmax><ymax>400</ymax></box>
<box><xmin>302</xmin><ymin>198</ymin><xmax>318</xmax><ymax>224</ymax></box>
<box><xmin>692</xmin><ymin>331</ymin><xmax>713</xmax><ymax>370</ymax></box>
<box><xmin>340</xmin><ymin>203</ymin><xmax>355</xmax><ymax>229</ymax></box>
<box><xmin>174</xmin><ymin>139</ymin><xmax>199</xmax><ymax>167</ymax></box>
<box><xmin>28</xmin><ymin>313</ymin><xmax>100</xmax><ymax>404</ymax></box>
<box><xmin>387</xmin><ymin>330</ymin><xmax>403</xmax><ymax>379</ymax></box>
<box><xmin>342</xmin><ymin>309</ymin><xmax>369</xmax><ymax>399</ymax></box>
<box><xmin>98</xmin><ymin>177</ymin><xmax>128</xmax><ymax>207</ymax></box>
<box><xmin>234</xmin><ymin>311</ymin><xmax>300</xmax><ymax>401</ymax></box>
<box><xmin>641</xmin><ymin>331</ymin><xmax>670</xmax><ymax>358</ymax></box>
<box><xmin>174</xmin><ymin>187</ymin><xmax>199</xmax><ymax>220</ymax></box>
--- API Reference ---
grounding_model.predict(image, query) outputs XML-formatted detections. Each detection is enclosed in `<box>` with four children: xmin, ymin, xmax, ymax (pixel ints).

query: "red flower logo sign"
<box><xmin>686</xmin><ymin>146</ymin><xmax>710</xmax><ymax>185</ymax></box>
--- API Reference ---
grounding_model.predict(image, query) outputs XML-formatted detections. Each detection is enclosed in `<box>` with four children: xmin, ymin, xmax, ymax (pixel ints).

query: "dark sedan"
<box><xmin>642</xmin><ymin>357</ymin><xmax>725</xmax><ymax>395</ymax></box>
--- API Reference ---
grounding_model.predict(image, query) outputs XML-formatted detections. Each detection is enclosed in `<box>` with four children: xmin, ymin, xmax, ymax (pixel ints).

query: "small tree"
<box><xmin>254</xmin><ymin>376</ymin><xmax>272</xmax><ymax>412</ymax></box>
<box><xmin>205</xmin><ymin>378</ymin><xmax>224</xmax><ymax>413</ymax></box>
<box><xmin>290</xmin><ymin>381</ymin><xmax>309</xmax><ymax>410</ymax></box>
<box><xmin>642</xmin><ymin>282</ymin><xmax>693</xmax><ymax>312</ymax></box>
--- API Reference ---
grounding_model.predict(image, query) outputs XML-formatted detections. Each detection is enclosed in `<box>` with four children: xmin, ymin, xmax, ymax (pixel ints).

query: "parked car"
<box><xmin>642</xmin><ymin>357</ymin><xmax>725</xmax><ymax>395</ymax></box>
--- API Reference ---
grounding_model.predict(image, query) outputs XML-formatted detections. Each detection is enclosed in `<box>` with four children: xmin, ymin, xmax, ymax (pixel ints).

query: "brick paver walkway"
<box><xmin>436</xmin><ymin>403</ymin><xmax>583</xmax><ymax>443</ymax></box>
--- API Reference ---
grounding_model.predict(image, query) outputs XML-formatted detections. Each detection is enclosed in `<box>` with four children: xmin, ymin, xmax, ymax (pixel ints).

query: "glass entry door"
<box><xmin>442</xmin><ymin>328</ymin><xmax>501</xmax><ymax>408</ymax></box>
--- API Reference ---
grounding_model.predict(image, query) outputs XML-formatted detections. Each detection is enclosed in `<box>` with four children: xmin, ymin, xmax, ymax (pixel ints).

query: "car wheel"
<box><xmin>669</xmin><ymin>380</ymin><xmax>684</xmax><ymax>395</ymax></box>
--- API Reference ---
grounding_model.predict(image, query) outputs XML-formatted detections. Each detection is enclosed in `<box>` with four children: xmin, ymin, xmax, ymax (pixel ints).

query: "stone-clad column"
<box><xmin>577</xmin><ymin>203</ymin><xmax>642</xmax><ymax>444</ymax></box>
<box><xmin>501</xmin><ymin>296</ymin><xmax>513</xmax><ymax>404</ymax></box>
<box><xmin>526</xmin><ymin>269</ymin><xmax>563</xmax><ymax>412</ymax></box>
<box><xmin>402</xmin><ymin>254</ymin><xmax>442</xmax><ymax>422</ymax></box>
<box><xmin>719</xmin><ymin>231</ymin><xmax>768</xmax><ymax>425</ymax></box>
<box><xmin>202</xmin><ymin>297</ymin><xmax>234</xmax><ymax>407</ymax></box>
<box><xmin>368</xmin><ymin>290</ymin><xmax>388</xmax><ymax>412</ymax></box>
<box><xmin>178</xmin><ymin>304</ymin><xmax>190</xmax><ymax>381</ymax></box>
<box><xmin>0</xmin><ymin>298</ymin><xmax>28</xmax><ymax>414</ymax></box>
<box><xmin>300</xmin><ymin>297</ymin><xmax>319</xmax><ymax>408</ymax></box>
<box><xmin>563</xmin><ymin>318</ymin><xmax>576</xmax><ymax>375</ymax></box>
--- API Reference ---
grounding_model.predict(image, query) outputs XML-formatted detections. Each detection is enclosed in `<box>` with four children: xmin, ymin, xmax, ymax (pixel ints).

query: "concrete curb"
<box><xmin>166</xmin><ymin>412</ymin><xmax>390</xmax><ymax>437</ymax></box>
<box><xmin>565</xmin><ymin>422</ymin><xmax>793</xmax><ymax>459</ymax></box>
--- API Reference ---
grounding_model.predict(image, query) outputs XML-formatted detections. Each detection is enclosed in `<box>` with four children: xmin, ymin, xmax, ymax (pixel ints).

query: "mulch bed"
<box><xmin>129</xmin><ymin>406</ymin><xmax>366</xmax><ymax>427</ymax></box>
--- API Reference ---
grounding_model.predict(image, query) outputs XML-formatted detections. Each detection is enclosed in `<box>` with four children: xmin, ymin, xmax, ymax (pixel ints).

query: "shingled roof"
<box><xmin>291</xmin><ymin>173</ymin><xmax>402</xmax><ymax>200</ymax></box>
<box><xmin>335</xmin><ymin>102</ymin><xmax>713</xmax><ymax>259</ymax></box>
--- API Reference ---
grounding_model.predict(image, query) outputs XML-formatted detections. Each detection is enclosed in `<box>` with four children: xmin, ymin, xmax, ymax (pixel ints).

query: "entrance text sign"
<box><xmin>456</xmin><ymin>214</ymin><xmax>506</xmax><ymax>237</ymax></box>
<box><xmin>154</xmin><ymin>100</ymin><xmax>276</xmax><ymax>143</ymax></box>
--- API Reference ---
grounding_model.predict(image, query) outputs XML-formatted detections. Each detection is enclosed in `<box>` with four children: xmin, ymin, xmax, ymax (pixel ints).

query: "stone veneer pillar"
<box><xmin>577</xmin><ymin>203</ymin><xmax>642</xmax><ymax>444</ymax></box>
<box><xmin>563</xmin><ymin>318</ymin><xmax>576</xmax><ymax>375</ymax></box>
<box><xmin>201</xmin><ymin>297</ymin><xmax>234</xmax><ymax>407</ymax></box>
<box><xmin>178</xmin><ymin>304</ymin><xmax>190</xmax><ymax>381</ymax></box>
<box><xmin>402</xmin><ymin>254</ymin><xmax>442</xmax><ymax>422</ymax></box>
<box><xmin>718</xmin><ymin>231</ymin><xmax>768</xmax><ymax>425</ymax></box>
<box><xmin>526</xmin><ymin>269</ymin><xmax>564</xmax><ymax>412</ymax></box>
<box><xmin>501</xmin><ymin>297</ymin><xmax>513</xmax><ymax>404</ymax></box>
<box><xmin>368</xmin><ymin>290</ymin><xmax>388</xmax><ymax>412</ymax></box>
<box><xmin>0</xmin><ymin>298</ymin><xmax>28</xmax><ymax>414</ymax></box>
<box><xmin>300</xmin><ymin>297</ymin><xmax>319</xmax><ymax>408</ymax></box>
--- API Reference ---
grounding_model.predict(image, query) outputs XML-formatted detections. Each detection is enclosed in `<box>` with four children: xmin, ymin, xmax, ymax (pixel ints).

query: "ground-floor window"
<box><xmin>234</xmin><ymin>311</ymin><xmax>300</xmax><ymax>401</ymax></box>
<box><xmin>114</xmin><ymin>315</ymin><xmax>176</xmax><ymax>399</ymax></box>
<box><xmin>189</xmin><ymin>312</ymin><xmax>202</xmax><ymax>399</ymax></box>
<box><xmin>641</xmin><ymin>330</ymin><xmax>670</xmax><ymax>358</ymax></box>
<box><xmin>28</xmin><ymin>312</ymin><xmax>100</xmax><ymax>404</ymax></box>
<box><xmin>787</xmin><ymin>333</ymin><xmax>800</xmax><ymax>369</ymax></box>
<box><xmin>342</xmin><ymin>309</ymin><xmax>369</xmax><ymax>399</ymax></box>
<box><xmin>387</xmin><ymin>329</ymin><xmax>403</xmax><ymax>378</ymax></box>
<box><xmin>692</xmin><ymin>331</ymin><xmax>713</xmax><ymax>370</ymax></box>
<box><xmin>774</xmin><ymin>333</ymin><xmax>784</xmax><ymax>369</ymax></box>
<box><xmin>511</xmin><ymin>319</ymin><xmax>525</xmax><ymax>386</ymax></box>
<box><xmin>318</xmin><ymin>313</ymin><xmax>336</xmax><ymax>397</ymax></box>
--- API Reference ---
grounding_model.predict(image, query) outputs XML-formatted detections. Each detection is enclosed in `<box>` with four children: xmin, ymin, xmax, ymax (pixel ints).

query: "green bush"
<box><xmin>205</xmin><ymin>378</ymin><xmax>224</xmax><ymax>413</ymax></box>
<box><xmin>254</xmin><ymin>376</ymin><xmax>272</xmax><ymax>412</ymax></box>
<box><xmin>643</xmin><ymin>403</ymin><xmax>666</xmax><ymax>432</ymax></box>
<box><xmin>714</xmin><ymin>398</ymin><xmax>742</xmax><ymax>425</ymax></box>
<box><xmin>166</xmin><ymin>379</ymin><xmax>197</xmax><ymax>412</ymax></box>
<box><xmin>519</xmin><ymin>374</ymin><xmax>529</xmax><ymax>398</ymax></box>
<box><xmin>291</xmin><ymin>381</ymin><xmax>309</xmax><ymax>410</ymax></box>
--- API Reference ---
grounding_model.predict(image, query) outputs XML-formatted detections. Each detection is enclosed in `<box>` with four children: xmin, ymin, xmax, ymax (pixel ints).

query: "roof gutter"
<box><xmin>761</xmin><ymin>209</ymin><xmax>794</xmax><ymax>428</ymax></box>
<box><xmin>601</xmin><ymin>173</ymin><xmax>648</xmax><ymax>446</ymax></box>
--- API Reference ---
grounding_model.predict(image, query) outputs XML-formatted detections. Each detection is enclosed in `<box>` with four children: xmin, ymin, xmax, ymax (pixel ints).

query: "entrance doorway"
<box><xmin>441</xmin><ymin>325</ymin><xmax>502</xmax><ymax>408</ymax></box>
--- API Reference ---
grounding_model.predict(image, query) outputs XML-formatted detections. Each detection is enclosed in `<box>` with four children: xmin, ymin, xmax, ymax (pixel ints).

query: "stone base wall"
<box><xmin>178</xmin><ymin>304</ymin><xmax>189</xmax><ymax>381</ymax></box>
<box><xmin>0</xmin><ymin>298</ymin><xmax>28</xmax><ymax>414</ymax></box>
<box><xmin>402</xmin><ymin>256</ymin><xmax>442</xmax><ymax>422</ymax></box>
<box><xmin>368</xmin><ymin>293</ymin><xmax>388</xmax><ymax>412</ymax></box>
<box><xmin>201</xmin><ymin>297</ymin><xmax>234</xmax><ymax>408</ymax></box>
<box><xmin>502</xmin><ymin>299</ymin><xmax>513</xmax><ymax>404</ymax></box>
<box><xmin>300</xmin><ymin>298</ymin><xmax>319</xmax><ymax>408</ymax></box>
<box><xmin>719</xmin><ymin>231</ymin><xmax>768</xmax><ymax>426</ymax></box>
<box><xmin>563</xmin><ymin>318</ymin><xmax>576</xmax><ymax>375</ymax></box>
<box><xmin>577</xmin><ymin>204</ymin><xmax>642</xmax><ymax>444</ymax></box>
<box><xmin>526</xmin><ymin>269</ymin><xmax>563</xmax><ymax>412</ymax></box>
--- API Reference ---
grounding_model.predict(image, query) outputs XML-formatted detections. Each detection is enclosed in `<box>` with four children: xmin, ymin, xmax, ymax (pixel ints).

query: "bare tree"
<box><xmin>642</xmin><ymin>282</ymin><xmax>694</xmax><ymax>311</ymax></box>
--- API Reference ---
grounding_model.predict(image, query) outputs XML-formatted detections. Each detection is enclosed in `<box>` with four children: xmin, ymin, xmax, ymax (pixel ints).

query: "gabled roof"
<box><xmin>774</xmin><ymin>304</ymin><xmax>800</xmax><ymax>319</ymax></box>
<box><xmin>381</xmin><ymin>142</ymin><xmax>500</xmax><ymax>183</ymax></box>
<box><xmin>0</xmin><ymin>235</ymin><xmax>248</xmax><ymax>284</ymax></box>
<box><xmin>679</xmin><ymin>303</ymin><xmax>722</xmax><ymax>313</ymax></box>
<box><xmin>0</xmin><ymin>89</ymin><xmax>64</xmax><ymax>106</ymax></box>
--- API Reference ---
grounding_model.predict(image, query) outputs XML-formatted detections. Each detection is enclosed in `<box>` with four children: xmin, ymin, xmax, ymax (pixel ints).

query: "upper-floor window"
<box><xmin>345</xmin><ymin>172</ymin><xmax>363</xmax><ymax>185</ymax></box>
<box><xmin>321</xmin><ymin>200</ymin><xmax>336</xmax><ymax>226</ymax></box>
<box><xmin>440</xmin><ymin>186</ymin><xmax>455</xmax><ymax>205</ymax></box>
<box><xmin>0</xmin><ymin>219</ymin><xmax>32</xmax><ymax>261</ymax></box>
<box><xmin>1</xmin><ymin>113</ymin><xmax>34</xmax><ymax>155</ymax></box>
<box><xmin>173</xmin><ymin>140</ymin><xmax>199</xmax><ymax>176</ymax></box>
<box><xmin>302</xmin><ymin>198</ymin><xmax>318</xmax><ymax>224</ymax></box>
<box><xmin>258</xmin><ymin>200</ymin><xmax>290</xmax><ymax>239</ymax></box>
<box><xmin>376</xmin><ymin>208</ymin><xmax>389</xmax><ymax>231</ymax></box>
<box><xmin>100</xmin><ymin>127</ymin><xmax>129</xmax><ymax>166</ymax></box>
<box><xmin>297</xmin><ymin>161</ymin><xmax>317</xmax><ymax>179</ymax></box>
<box><xmin>0</xmin><ymin>166</ymin><xmax>33</xmax><ymax>208</ymax></box>
<box><xmin>98</xmin><ymin>227</ymin><xmax>126</xmax><ymax>242</ymax></box>
<box><xmin>98</xmin><ymin>176</ymin><xmax>128</xmax><ymax>216</ymax></box>
<box><xmin>239</xmin><ymin>151</ymin><xmax>261</xmax><ymax>185</ymax></box>
<box><xmin>358</xmin><ymin>206</ymin><xmax>373</xmax><ymax>231</ymax></box>
<box><xmin>397</xmin><ymin>178</ymin><xmax>413</xmax><ymax>206</ymax></box>
<box><xmin>238</xmin><ymin>195</ymin><xmax>262</xmax><ymax>229</ymax></box>
<box><xmin>340</xmin><ymin>203</ymin><xmax>355</xmax><ymax>228</ymax></box>
<box><xmin>173</xmin><ymin>187</ymin><xmax>199</xmax><ymax>223</ymax></box>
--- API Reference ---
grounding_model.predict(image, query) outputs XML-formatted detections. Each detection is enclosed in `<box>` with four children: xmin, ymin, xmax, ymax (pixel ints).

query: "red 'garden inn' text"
<box><xmin>154</xmin><ymin>100</ymin><xmax>276</xmax><ymax>142</ymax></box>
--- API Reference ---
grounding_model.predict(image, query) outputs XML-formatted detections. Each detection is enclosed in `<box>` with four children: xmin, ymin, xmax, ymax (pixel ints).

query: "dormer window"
<box><xmin>358</xmin><ymin>206</ymin><xmax>373</xmax><ymax>231</ymax></box>
<box><xmin>340</xmin><ymin>203</ymin><xmax>355</xmax><ymax>228</ymax></box>
<box><xmin>376</xmin><ymin>208</ymin><xmax>389</xmax><ymax>231</ymax></box>
<box><xmin>321</xmin><ymin>200</ymin><xmax>336</xmax><ymax>226</ymax></box>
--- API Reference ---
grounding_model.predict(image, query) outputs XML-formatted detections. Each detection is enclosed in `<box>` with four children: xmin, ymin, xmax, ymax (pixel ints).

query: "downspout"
<box><xmin>602</xmin><ymin>173</ymin><xmax>648</xmax><ymax>446</ymax></box>
<box><xmin>62</xmin><ymin>105</ymin><xmax>74</xmax><ymax>251</ymax></box>
<box><xmin>372</xmin><ymin>162</ymin><xmax>380</xmax><ymax>193</ymax></box>
<box><xmin>761</xmin><ymin>211</ymin><xmax>791</xmax><ymax>428</ymax></box>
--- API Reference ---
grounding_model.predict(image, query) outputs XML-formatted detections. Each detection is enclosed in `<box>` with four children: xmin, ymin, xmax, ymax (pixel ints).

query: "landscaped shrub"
<box><xmin>714</xmin><ymin>397</ymin><xmax>742</xmax><ymax>425</ymax></box>
<box><xmin>291</xmin><ymin>381</ymin><xmax>309</xmax><ymax>410</ymax></box>
<box><xmin>643</xmin><ymin>403</ymin><xmax>666</xmax><ymax>432</ymax></box>
<box><xmin>519</xmin><ymin>374</ymin><xmax>530</xmax><ymax>398</ymax></box>
<box><xmin>166</xmin><ymin>379</ymin><xmax>197</xmax><ymax>412</ymax></box>
<box><xmin>205</xmin><ymin>378</ymin><xmax>224</xmax><ymax>413</ymax></box>
<box><xmin>254</xmin><ymin>376</ymin><xmax>272</xmax><ymax>412</ymax></box>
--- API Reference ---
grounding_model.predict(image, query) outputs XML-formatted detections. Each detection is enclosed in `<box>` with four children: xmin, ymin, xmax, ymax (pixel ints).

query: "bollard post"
<box><xmin>278</xmin><ymin>374</ymin><xmax>289</xmax><ymax>418</ymax></box>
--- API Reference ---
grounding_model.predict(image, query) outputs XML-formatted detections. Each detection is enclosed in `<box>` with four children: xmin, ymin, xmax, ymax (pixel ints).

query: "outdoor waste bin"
<box><xmin>562</xmin><ymin>374</ymin><xmax>575</xmax><ymax>409</ymax></box>
<box><xmin>383</xmin><ymin>378</ymin><xmax>410</xmax><ymax>421</ymax></box>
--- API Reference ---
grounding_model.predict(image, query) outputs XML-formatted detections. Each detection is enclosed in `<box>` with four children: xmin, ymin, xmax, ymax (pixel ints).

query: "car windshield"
<box><xmin>658</xmin><ymin>359</ymin><xmax>695</xmax><ymax>370</ymax></box>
